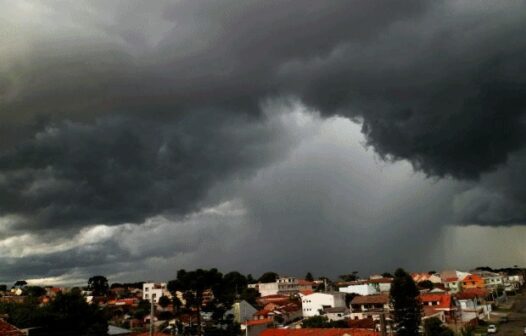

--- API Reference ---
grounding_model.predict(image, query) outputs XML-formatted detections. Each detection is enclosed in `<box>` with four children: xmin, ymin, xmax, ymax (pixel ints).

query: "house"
<box><xmin>503</xmin><ymin>274</ymin><xmax>524</xmax><ymax>292</ymax></box>
<box><xmin>460</xmin><ymin>274</ymin><xmax>485</xmax><ymax>290</ymax></box>
<box><xmin>258</xmin><ymin>277</ymin><xmax>301</xmax><ymax>297</ymax></box>
<box><xmin>142</xmin><ymin>282</ymin><xmax>170</xmax><ymax>303</ymax></box>
<box><xmin>298</xmin><ymin>279</ymin><xmax>314</xmax><ymax>293</ymax></box>
<box><xmin>241</xmin><ymin>317</ymin><xmax>273</xmax><ymax>336</ymax></box>
<box><xmin>471</xmin><ymin>271</ymin><xmax>504</xmax><ymax>290</ymax></box>
<box><xmin>224</xmin><ymin>300</ymin><xmax>257</xmax><ymax>323</ymax></box>
<box><xmin>301</xmin><ymin>292</ymin><xmax>346</xmax><ymax>317</ymax></box>
<box><xmin>367</xmin><ymin>278</ymin><xmax>392</xmax><ymax>293</ymax></box>
<box><xmin>257</xmin><ymin>294</ymin><xmax>291</xmax><ymax>306</ymax></box>
<box><xmin>260</xmin><ymin>328</ymin><xmax>380</xmax><ymax>336</ymax></box>
<box><xmin>349</xmin><ymin>294</ymin><xmax>390</xmax><ymax>320</ymax></box>
<box><xmin>412</xmin><ymin>273</ymin><xmax>442</xmax><ymax>284</ymax></box>
<box><xmin>339</xmin><ymin>282</ymin><xmax>378</xmax><ymax>296</ymax></box>
<box><xmin>419</xmin><ymin>292</ymin><xmax>456</xmax><ymax>322</ymax></box>
<box><xmin>324</xmin><ymin>307</ymin><xmax>351</xmax><ymax>321</ymax></box>
<box><xmin>442</xmin><ymin>277</ymin><xmax>461</xmax><ymax>293</ymax></box>
<box><xmin>455</xmin><ymin>289</ymin><xmax>491</xmax><ymax>322</ymax></box>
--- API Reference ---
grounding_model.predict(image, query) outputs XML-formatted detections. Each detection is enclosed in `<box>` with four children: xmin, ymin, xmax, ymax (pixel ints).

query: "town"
<box><xmin>0</xmin><ymin>266</ymin><xmax>524</xmax><ymax>336</ymax></box>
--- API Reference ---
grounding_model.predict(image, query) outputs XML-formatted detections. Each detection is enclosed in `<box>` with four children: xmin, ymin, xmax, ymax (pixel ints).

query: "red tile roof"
<box><xmin>351</xmin><ymin>294</ymin><xmax>389</xmax><ymax>305</ymax></box>
<box><xmin>455</xmin><ymin>288</ymin><xmax>487</xmax><ymax>299</ymax></box>
<box><xmin>0</xmin><ymin>319</ymin><xmax>24</xmax><ymax>336</ymax></box>
<box><xmin>243</xmin><ymin>318</ymin><xmax>273</xmax><ymax>326</ymax></box>
<box><xmin>420</xmin><ymin>293</ymin><xmax>452</xmax><ymax>309</ymax></box>
<box><xmin>260</xmin><ymin>328</ymin><xmax>380</xmax><ymax>336</ymax></box>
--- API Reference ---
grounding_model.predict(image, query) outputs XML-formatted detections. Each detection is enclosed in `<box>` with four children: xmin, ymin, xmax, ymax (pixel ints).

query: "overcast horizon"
<box><xmin>1</xmin><ymin>0</ymin><xmax>526</xmax><ymax>286</ymax></box>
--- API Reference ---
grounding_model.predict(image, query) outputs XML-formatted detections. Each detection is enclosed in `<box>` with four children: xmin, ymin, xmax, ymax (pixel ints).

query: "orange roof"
<box><xmin>445</xmin><ymin>277</ymin><xmax>458</xmax><ymax>282</ymax></box>
<box><xmin>261</xmin><ymin>328</ymin><xmax>380</xmax><ymax>336</ymax></box>
<box><xmin>368</xmin><ymin>278</ymin><xmax>393</xmax><ymax>284</ymax></box>
<box><xmin>420</xmin><ymin>293</ymin><xmax>452</xmax><ymax>309</ymax></box>
<box><xmin>456</xmin><ymin>288</ymin><xmax>487</xmax><ymax>299</ymax></box>
<box><xmin>298</xmin><ymin>279</ymin><xmax>314</xmax><ymax>286</ymax></box>
<box><xmin>300</xmin><ymin>290</ymin><xmax>314</xmax><ymax>295</ymax></box>
<box><xmin>351</xmin><ymin>294</ymin><xmax>389</xmax><ymax>305</ymax></box>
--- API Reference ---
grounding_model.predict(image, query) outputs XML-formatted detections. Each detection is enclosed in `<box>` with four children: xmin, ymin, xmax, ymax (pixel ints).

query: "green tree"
<box><xmin>258</xmin><ymin>272</ymin><xmax>278</xmax><ymax>283</ymax></box>
<box><xmin>339</xmin><ymin>272</ymin><xmax>359</xmax><ymax>282</ymax></box>
<box><xmin>88</xmin><ymin>275</ymin><xmax>109</xmax><ymax>296</ymax></box>
<box><xmin>424</xmin><ymin>317</ymin><xmax>454</xmax><ymax>336</ymax></box>
<box><xmin>26</xmin><ymin>286</ymin><xmax>46</xmax><ymax>297</ymax></box>
<box><xmin>305</xmin><ymin>272</ymin><xmax>314</xmax><ymax>282</ymax></box>
<box><xmin>417</xmin><ymin>280</ymin><xmax>434</xmax><ymax>291</ymax></box>
<box><xmin>390</xmin><ymin>268</ymin><xmax>422</xmax><ymax>336</ymax></box>
<box><xmin>302</xmin><ymin>315</ymin><xmax>330</xmax><ymax>328</ymax></box>
<box><xmin>158</xmin><ymin>295</ymin><xmax>171</xmax><ymax>309</ymax></box>
<box><xmin>0</xmin><ymin>284</ymin><xmax>7</xmax><ymax>291</ymax></box>
<box><xmin>167</xmin><ymin>268</ymin><xmax>223</xmax><ymax>336</ymax></box>
<box><xmin>13</xmin><ymin>280</ymin><xmax>27</xmax><ymax>288</ymax></box>
<box><xmin>382</xmin><ymin>272</ymin><xmax>394</xmax><ymax>278</ymax></box>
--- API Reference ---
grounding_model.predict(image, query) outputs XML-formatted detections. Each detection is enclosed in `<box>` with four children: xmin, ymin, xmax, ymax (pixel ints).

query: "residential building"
<box><xmin>420</xmin><ymin>292</ymin><xmax>456</xmax><ymax>322</ymax></box>
<box><xmin>323</xmin><ymin>307</ymin><xmax>350</xmax><ymax>321</ymax></box>
<box><xmin>455</xmin><ymin>289</ymin><xmax>491</xmax><ymax>322</ymax></box>
<box><xmin>412</xmin><ymin>273</ymin><xmax>442</xmax><ymax>284</ymax></box>
<box><xmin>471</xmin><ymin>271</ymin><xmax>504</xmax><ymax>290</ymax></box>
<box><xmin>301</xmin><ymin>292</ymin><xmax>346</xmax><ymax>317</ymax></box>
<box><xmin>350</xmin><ymin>294</ymin><xmax>390</xmax><ymax>320</ymax></box>
<box><xmin>368</xmin><ymin>278</ymin><xmax>392</xmax><ymax>293</ymax></box>
<box><xmin>142</xmin><ymin>282</ymin><xmax>169</xmax><ymax>303</ymax></box>
<box><xmin>260</xmin><ymin>328</ymin><xmax>380</xmax><ymax>336</ymax></box>
<box><xmin>442</xmin><ymin>277</ymin><xmax>461</xmax><ymax>293</ymax></box>
<box><xmin>241</xmin><ymin>318</ymin><xmax>273</xmax><ymax>336</ymax></box>
<box><xmin>258</xmin><ymin>276</ymin><xmax>300</xmax><ymax>297</ymax></box>
<box><xmin>461</xmin><ymin>274</ymin><xmax>485</xmax><ymax>290</ymax></box>
<box><xmin>339</xmin><ymin>282</ymin><xmax>378</xmax><ymax>296</ymax></box>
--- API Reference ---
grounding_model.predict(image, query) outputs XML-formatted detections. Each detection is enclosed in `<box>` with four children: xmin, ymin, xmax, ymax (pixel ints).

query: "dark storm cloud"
<box><xmin>2</xmin><ymin>0</ymin><xmax>526</xmax><ymax>232</ymax></box>
<box><xmin>0</xmin><ymin>113</ymin><xmax>290</xmax><ymax>229</ymax></box>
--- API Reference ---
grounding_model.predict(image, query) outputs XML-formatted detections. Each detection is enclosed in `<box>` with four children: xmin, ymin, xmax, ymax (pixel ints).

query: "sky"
<box><xmin>1</xmin><ymin>0</ymin><xmax>526</xmax><ymax>286</ymax></box>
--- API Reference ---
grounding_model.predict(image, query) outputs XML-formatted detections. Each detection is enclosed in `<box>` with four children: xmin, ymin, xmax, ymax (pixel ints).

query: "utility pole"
<box><xmin>150</xmin><ymin>296</ymin><xmax>154</xmax><ymax>336</ymax></box>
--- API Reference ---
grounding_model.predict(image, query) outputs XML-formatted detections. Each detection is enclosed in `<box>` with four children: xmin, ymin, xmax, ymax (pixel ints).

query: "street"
<box><xmin>492</xmin><ymin>290</ymin><xmax>526</xmax><ymax>336</ymax></box>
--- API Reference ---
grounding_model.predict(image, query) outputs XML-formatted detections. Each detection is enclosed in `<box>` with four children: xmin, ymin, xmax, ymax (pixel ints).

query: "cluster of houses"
<box><xmin>0</xmin><ymin>268</ymin><xmax>523</xmax><ymax>336</ymax></box>
<box><xmin>240</xmin><ymin>269</ymin><xmax>524</xmax><ymax>336</ymax></box>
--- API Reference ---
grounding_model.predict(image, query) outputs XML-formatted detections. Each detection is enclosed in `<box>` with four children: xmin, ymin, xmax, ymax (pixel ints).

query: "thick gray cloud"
<box><xmin>1</xmin><ymin>0</ymin><xmax>526</xmax><ymax>283</ymax></box>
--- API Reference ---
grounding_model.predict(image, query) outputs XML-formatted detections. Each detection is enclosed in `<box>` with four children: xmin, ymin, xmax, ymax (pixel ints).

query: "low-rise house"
<box><xmin>472</xmin><ymin>271</ymin><xmax>504</xmax><ymax>290</ymax></box>
<box><xmin>461</xmin><ymin>274</ymin><xmax>485</xmax><ymax>290</ymax></box>
<box><xmin>412</xmin><ymin>273</ymin><xmax>442</xmax><ymax>284</ymax></box>
<box><xmin>503</xmin><ymin>273</ymin><xmax>524</xmax><ymax>292</ymax></box>
<box><xmin>241</xmin><ymin>317</ymin><xmax>273</xmax><ymax>336</ymax></box>
<box><xmin>260</xmin><ymin>328</ymin><xmax>380</xmax><ymax>336</ymax></box>
<box><xmin>142</xmin><ymin>282</ymin><xmax>170</xmax><ymax>303</ymax></box>
<box><xmin>420</xmin><ymin>292</ymin><xmax>456</xmax><ymax>322</ymax></box>
<box><xmin>301</xmin><ymin>292</ymin><xmax>346</xmax><ymax>318</ymax></box>
<box><xmin>442</xmin><ymin>277</ymin><xmax>461</xmax><ymax>293</ymax></box>
<box><xmin>350</xmin><ymin>294</ymin><xmax>390</xmax><ymax>321</ymax></box>
<box><xmin>367</xmin><ymin>278</ymin><xmax>392</xmax><ymax>293</ymax></box>
<box><xmin>258</xmin><ymin>277</ymin><xmax>301</xmax><ymax>297</ymax></box>
<box><xmin>323</xmin><ymin>307</ymin><xmax>350</xmax><ymax>321</ymax></box>
<box><xmin>455</xmin><ymin>289</ymin><xmax>491</xmax><ymax>322</ymax></box>
<box><xmin>339</xmin><ymin>282</ymin><xmax>378</xmax><ymax>296</ymax></box>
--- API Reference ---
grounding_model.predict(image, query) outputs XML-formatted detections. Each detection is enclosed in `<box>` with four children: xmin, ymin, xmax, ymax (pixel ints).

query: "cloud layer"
<box><xmin>1</xmin><ymin>1</ymin><xmax>526</xmax><ymax>283</ymax></box>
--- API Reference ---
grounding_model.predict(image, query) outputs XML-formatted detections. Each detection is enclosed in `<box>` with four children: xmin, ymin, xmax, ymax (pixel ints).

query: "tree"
<box><xmin>417</xmin><ymin>280</ymin><xmax>434</xmax><ymax>291</ymax></box>
<box><xmin>158</xmin><ymin>295</ymin><xmax>171</xmax><ymax>309</ymax></box>
<box><xmin>390</xmin><ymin>268</ymin><xmax>422</xmax><ymax>336</ymax></box>
<box><xmin>305</xmin><ymin>272</ymin><xmax>314</xmax><ymax>282</ymax></box>
<box><xmin>88</xmin><ymin>275</ymin><xmax>109</xmax><ymax>296</ymax></box>
<box><xmin>258</xmin><ymin>272</ymin><xmax>278</xmax><ymax>283</ymax></box>
<box><xmin>26</xmin><ymin>286</ymin><xmax>46</xmax><ymax>297</ymax></box>
<box><xmin>382</xmin><ymin>272</ymin><xmax>394</xmax><ymax>278</ymax></box>
<box><xmin>167</xmin><ymin>268</ymin><xmax>223</xmax><ymax>336</ymax></box>
<box><xmin>424</xmin><ymin>317</ymin><xmax>454</xmax><ymax>336</ymax></box>
<box><xmin>339</xmin><ymin>271</ymin><xmax>359</xmax><ymax>282</ymax></box>
<box><xmin>0</xmin><ymin>284</ymin><xmax>7</xmax><ymax>291</ymax></box>
<box><xmin>13</xmin><ymin>280</ymin><xmax>27</xmax><ymax>288</ymax></box>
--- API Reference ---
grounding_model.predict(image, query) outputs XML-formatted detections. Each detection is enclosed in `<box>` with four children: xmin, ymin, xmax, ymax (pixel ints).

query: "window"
<box><xmin>145</xmin><ymin>294</ymin><xmax>149</xmax><ymax>299</ymax></box>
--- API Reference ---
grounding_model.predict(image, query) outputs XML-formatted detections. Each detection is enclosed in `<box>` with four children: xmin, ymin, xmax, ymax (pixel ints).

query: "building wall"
<box><xmin>301</xmin><ymin>293</ymin><xmax>346</xmax><ymax>317</ymax></box>
<box><xmin>339</xmin><ymin>284</ymin><xmax>378</xmax><ymax>296</ymax></box>
<box><xmin>143</xmin><ymin>282</ymin><xmax>167</xmax><ymax>303</ymax></box>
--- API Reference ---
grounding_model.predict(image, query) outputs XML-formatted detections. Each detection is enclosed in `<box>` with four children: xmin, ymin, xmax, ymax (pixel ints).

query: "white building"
<box><xmin>143</xmin><ymin>282</ymin><xmax>169</xmax><ymax>303</ymax></box>
<box><xmin>301</xmin><ymin>292</ymin><xmax>346</xmax><ymax>317</ymax></box>
<box><xmin>339</xmin><ymin>283</ymin><xmax>378</xmax><ymax>296</ymax></box>
<box><xmin>258</xmin><ymin>276</ymin><xmax>300</xmax><ymax>297</ymax></box>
